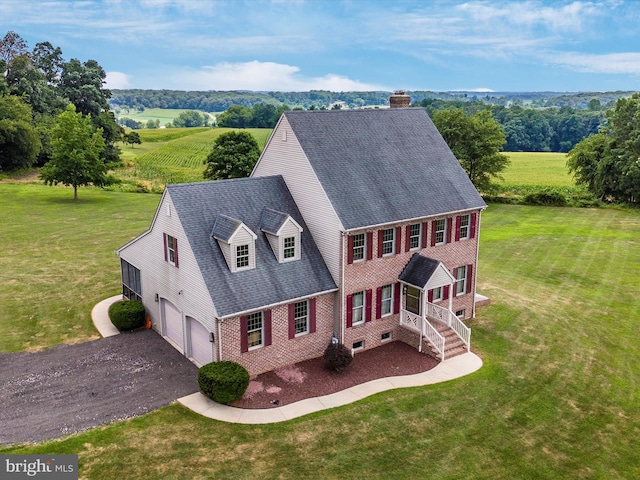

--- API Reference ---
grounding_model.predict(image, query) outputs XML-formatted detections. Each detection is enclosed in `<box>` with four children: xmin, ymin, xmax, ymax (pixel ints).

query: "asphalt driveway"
<box><xmin>0</xmin><ymin>329</ymin><xmax>199</xmax><ymax>445</ymax></box>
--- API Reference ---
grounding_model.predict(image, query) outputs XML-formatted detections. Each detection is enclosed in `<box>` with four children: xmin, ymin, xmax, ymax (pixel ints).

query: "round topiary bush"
<box><xmin>109</xmin><ymin>300</ymin><xmax>146</xmax><ymax>331</ymax></box>
<box><xmin>198</xmin><ymin>361</ymin><xmax>250</xmax><ymax>404</ymax></box>
<box><xmin>323</xmin><ymin>341</ymin><xmax>353</xmax><ymax>372</ymax></box>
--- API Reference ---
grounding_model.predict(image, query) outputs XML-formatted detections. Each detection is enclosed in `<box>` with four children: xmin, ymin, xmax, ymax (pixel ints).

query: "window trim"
<box><xmin>459</xmin><ymin>214</ymin><xmax>471</xmax><ymax>240</ymax></box>
<box><xmin>380</xmin><ymin>284</ymin><xmax>393</xmax><ymax>317</ymax></box>
<box><xmin>283</xmin><ymin>236</ymin><xmax>296</xmax><ymax>260</ymax></box>
<box><xmin>351</xmin><ymin>291</ymin><xmax>365</xmax><ymax>326</ymax></box>
<box><xmin>409</xmin><ymin>223</ymin><xmax>421</xmax><ymax>250</ymax></box>
<box><xmin>246</xmin><ymin>311</ymin><xmax>264</xmax><ymax>350</ymax></box>
<box><xmin>121</xmin><ymin>259</ymin><xmax>141</xmax><ymax>302</ymax></box>
<box><xmin>293</xmin><ymin>300</ymin><xmax>309</xmax><ymax>336</ymax></box>
<box><xmin>164</xmin><ymin>233</ymin><xmax>178</xmax><ymax>267</ymax></box>
<box><xmin>381</xmin><ymin>228</ymin><xmax>395</xmax><ymax>256</ymax></box>
<box><xmin>352</xmin><ymin>233</ymin><xmax>366</xmax><ymax>262</ymax></box>
<box><xmin>235</xmin><ymin>244</ymin><xmax>250</xmax><ymax>270</ymax></box>
<box><xmin>435</xmin><ymin>219</ymin><xmax>447</xmax><ymax>245</ymax></box>
<box><xmin>455</xmin><ymin>265</ymin><xmax>468</xmax><ymax>296</ymax></box>
<box><xmin>431</xmin><ymin>286</ymin><xmax>444</xmax><ymax>302</ymax></box>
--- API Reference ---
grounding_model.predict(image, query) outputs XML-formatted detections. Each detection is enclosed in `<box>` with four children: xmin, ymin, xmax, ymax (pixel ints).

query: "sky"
<box><xmin>3</xmin><ymin>0</ymin><xmax>640</xmax><ymax>93</ymax></box>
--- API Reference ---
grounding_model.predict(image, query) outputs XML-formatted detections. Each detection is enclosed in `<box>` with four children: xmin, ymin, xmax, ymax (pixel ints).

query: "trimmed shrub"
<box><xmin>198</xmin><ymin>361</ymin><xmax>250</xmax><ymax>404</ymax></box>
<box><xmin>523</xmin><ymin>188</ymin><xmax>568</xmax><ymax>206</ymax></box>
<box><xmin>108</xmin><ymin>300</ymin><xmax>146</xmax><ymax>331</ymax></box>
<box><xmin>323</xmin><ymin>342</ymin><xmax>353</xmax><ymax>372</ymax></box>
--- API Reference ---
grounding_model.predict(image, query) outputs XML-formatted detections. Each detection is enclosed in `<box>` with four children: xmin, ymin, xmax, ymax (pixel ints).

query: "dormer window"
<box><xmin>211</xmin><ymin>214</ymin><xmax>257</xmax><ymax>273</ymax></box>
<box><xmin>260</xmin><ymin>208</ymin><xmax>303</xmax><ymax>263</ymax></box>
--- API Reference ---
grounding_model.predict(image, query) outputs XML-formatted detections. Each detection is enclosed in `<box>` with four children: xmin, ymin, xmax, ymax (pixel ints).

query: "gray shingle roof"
<box><xmin>167</xmin><ymin>176</ymin><xmax>336</xmax><ymax>318</ymax></box>
<box><xmin>398</xmin><ymin>253</ymin><xmax>441</xmax><ymax>288</ymax></box>
<box><xmin>211</xmin><ymin>214</ymin><xmax>243</xmax><ymax>242</ymax></box>
<box><xmin>259</xmin><ymin>207</ymin><xmax>291</xmax><ymax>235</ymax></box>
<box><xmin>284</xmin><ymin>108</ymin><xmax>487</xmax><ymax>230</ymax></box>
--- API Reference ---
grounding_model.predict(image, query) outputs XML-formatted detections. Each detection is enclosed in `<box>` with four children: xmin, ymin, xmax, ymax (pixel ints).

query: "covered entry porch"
<box><xmin>398</xmin><ymin>254</ymin><xmax>471</xmax><ymax>360</ymax></box>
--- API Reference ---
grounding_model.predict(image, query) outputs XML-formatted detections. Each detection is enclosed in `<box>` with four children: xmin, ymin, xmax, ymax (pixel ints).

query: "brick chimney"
<box><xmin>389</xmin><ymin>90</ymin><xmax>411</xmax><ymax>108</ymax></box>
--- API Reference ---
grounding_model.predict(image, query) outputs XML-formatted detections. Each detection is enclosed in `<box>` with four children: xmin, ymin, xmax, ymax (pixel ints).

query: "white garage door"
<box><xmin>188</xmin><ymin>317</ymin><xmax>213</xmax><ymax>366</ymax></box>
<box><xmin>163</xmin><ymin>300</ymin><xmax>184</xmax><ymax>350</ymax></box>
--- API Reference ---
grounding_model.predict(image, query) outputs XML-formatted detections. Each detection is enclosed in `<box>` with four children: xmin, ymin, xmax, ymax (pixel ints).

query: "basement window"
<box><xmin>352</xmin><ymin>340</ymin><xmax>364</xmax><ymax>351</ymax></box>
<box><xmin>381</xmin><ymin>331</ymin><xmax>392</xmax><ymax>342</ymax></box>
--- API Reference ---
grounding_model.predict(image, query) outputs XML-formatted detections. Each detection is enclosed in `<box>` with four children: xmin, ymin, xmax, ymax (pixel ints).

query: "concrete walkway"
<box><xmin>178</xmin><ymin>352</ymin><xmax>482</xmax><ymax>424</ymax></box>
<box><xmin>92</xmin><ymin>296</ymin><xmax>483</xmax><ymax>425</ymax></box>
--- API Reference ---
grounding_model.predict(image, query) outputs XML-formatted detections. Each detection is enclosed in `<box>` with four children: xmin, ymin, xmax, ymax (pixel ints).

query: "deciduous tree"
<box><xmin>432</xmin><ymin>108</ymin><xmax>509</xmax><ymax>192</ymax></box>
<box><xmin>203</xmin><ymin>131</ymin><xmax>260</xmax><ymax>180</ymax></box>
<box><xmin>0</xmin><ymin>95</ymin><xmax>41</xmax><ymax>170</ymax></box>
<box><xmin>40</xmin><ymin>104</ymin><xmax>106</xmax><ymax>200</ymax></box>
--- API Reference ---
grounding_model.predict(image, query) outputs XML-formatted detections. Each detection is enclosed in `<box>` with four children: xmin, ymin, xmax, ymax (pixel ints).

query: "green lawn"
<box><xmin>2</xmin><ymin>190</ymin><xmax>639</xmax><ymax>479</ymax></box>
<box><xmin>113</xmin><ymin>108</ymin><xmax>214</xmax><ymax>126</ymax></box>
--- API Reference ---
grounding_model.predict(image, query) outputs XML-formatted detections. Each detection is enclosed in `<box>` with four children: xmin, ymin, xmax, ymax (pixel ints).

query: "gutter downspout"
<box><xmin>473</xmin><ymin>209</ymin><xmax>485</xmax><ymax>319</ymax></box>
<box><xmin>340</xmin><ymin>231</ymin><xmax>346</xmax><ymax>345</ymax></box>
<box><xmin>216</xmin><ymin>317</ymin><xmax>223</xmax><ymax>362</ymax></box>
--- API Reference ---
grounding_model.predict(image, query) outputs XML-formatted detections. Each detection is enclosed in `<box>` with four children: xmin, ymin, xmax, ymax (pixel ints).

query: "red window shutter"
<box><xmin>470</xmin><ymin>213</ymin><xmax>477</xmax><ymax>239</ymax></box>
<box><xmin>446</xmin><ymin>219</ymin><xmax>452</xmax><ymax>244</ymax></box>
<box><xmin>163</xmin><ymin>233</ymin><xmax>168</xmax><ymax>262</ymax></box>
<box><xmin>395</xmin><ymin>226</ymin><xmax>402</xmax><ymax>254</ymax></box>
<box><xmin>288</xmin><ymin>303</ymin><xmax>295</xmax><ymax>339</ymax></box>
<box><xmin>428</xmin><ymin>289</ymin><xmax>434</xmax><ymax>303</ymax></box>
<box><xmin>365</xmin><ymin>289</ymin><xmax>373</xmax><ymax>323</ymax></box>
<box><xmin>444</xmin><ymin>285</ymin><xmax>450</xmax><ymax>300</ymax></box>
<box><xmin>377</xmin><ymin>229</ymin><xmax>384</xmax><ymax>258</ymax></box>
<box><xmin>405</xmin><ymin>225</ymin><xmax>412</xmax><ymax>252</ymax></box>
<box><xmin>366</xmin><ymin>232</ymin><xmax>373</xmax><ymax>260</ymax></box>
<box><xmin>430</xmin><ymin>221</ymin><xmax>437</xmax><ymax>247</ymax></box>
<box><xmin>240</xmin><ymin>315</ymin><xmax>248</xmax><ymax>353</ymax></box>
<box><xmin>422</xmin><ymin>222</ymin><xmax>428</xmax><ymax>248</ymax></box>
<box><xmin>264</xmin><ymin>310</ymin><xmax>272</xmax><ymax>347</ymax></box>
<box><xmin>346</xmin><ymin>294</ymin><xmax>353</xmax><ymax>328</ymax></box>
<box><xmin>375</xmin><ymin>286</ymin><xmax>382</xmax><ymax>319</ymax></box>
<box><xmin>455</xmin><ymin>216</ymin><xmax>461</xmax><ymax>242</ymax></box>
<box><xmin>393</xmin><ymin>283</ymin><xmax>401</xmax><ymax>314</ymax></box>
<box><xmin>347</xmin><ymin>235</ymin><xmax>354</xmax><ymax>264</ymax></box>
<box><xmin>309</xmin><ymin>298</ymin><xmax>317</xmax><ymax>333</ymax></box>
<box><xmin>174</xmin><ymin>238</ymin><xmax>179</xmax><ymax>267</ymax></box>
<box><xmin>466</xmin><ymin>264</ymin><xmax>474</xmax><ymax>294</ymax></box>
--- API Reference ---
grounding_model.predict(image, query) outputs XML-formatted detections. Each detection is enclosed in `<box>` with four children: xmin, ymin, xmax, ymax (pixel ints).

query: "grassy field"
<box><xmin>1</xmin><ymin>182</ymin><xmax>639</xmax><ymax>478</ymax></box>
<box><xmin>501</xmin><ymin>152</ymin><xmax>573</xmax><ymax>186</ymax></box>
<box><xmin>113</xmin><ymin>107</ymin><xmax>215</xmax><ymax>126</ymax></box>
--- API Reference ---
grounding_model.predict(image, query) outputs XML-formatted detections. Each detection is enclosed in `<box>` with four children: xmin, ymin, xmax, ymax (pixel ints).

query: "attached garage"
<box><xmin>162</xmin><ymin>299</ymin><xmax>184</xmax><ymax>351</ymax></box>
<box><xmin>187</xmin><ymin>317</ymin><xmax>213</xmax><ymax>366</ymax></box>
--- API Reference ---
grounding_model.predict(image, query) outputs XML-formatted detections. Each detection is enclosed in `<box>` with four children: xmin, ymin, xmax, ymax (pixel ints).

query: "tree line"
<box><xmin>0</xmin><ymin>31</ymin><xmax>121</xmax><ymax>173</ymax></box>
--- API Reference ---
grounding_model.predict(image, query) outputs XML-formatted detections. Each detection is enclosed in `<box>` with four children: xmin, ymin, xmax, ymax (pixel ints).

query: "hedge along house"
<box><xmin>117</xmin><ymin>93</ymin><xmax>487</xmax><ymax>375</ymax></box>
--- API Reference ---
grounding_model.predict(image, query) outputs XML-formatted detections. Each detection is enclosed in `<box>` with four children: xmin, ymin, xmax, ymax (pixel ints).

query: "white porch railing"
<box><xmin>400</xmin><ymin>310</ymin><xmax>445</xmax><ymax>360</ymax></box>
<box><xmin>426</xmin><ymin>303</ymin><xmax>471</xmax><ymax>351</ymax></box>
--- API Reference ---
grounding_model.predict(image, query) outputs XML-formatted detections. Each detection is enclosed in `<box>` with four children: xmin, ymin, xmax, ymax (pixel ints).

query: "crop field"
<box><xmin>115</xmin><ymin>127</ymin><xmax>272</xmax><ymax>188</ymax></box>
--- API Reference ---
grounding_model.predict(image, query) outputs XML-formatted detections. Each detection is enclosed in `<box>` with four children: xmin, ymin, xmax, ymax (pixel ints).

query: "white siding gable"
<box><xmin>264</xmin><ymin>217</ymin><xmax>302</xmax><ymax>263</ymax></box>
<box><xmin>117</xmin><ymin>191</ymin><xmax>217</xmax><ymax>338</ymax></box>
<box><xmin>252</xmin><ymin>116</ymin><xmax>343</xmax><ymax>282</ymax></box>
<box><xmin>425</xmin><ymin>263</ymin><xmax>456</xmax><ymax>289</ymax></box>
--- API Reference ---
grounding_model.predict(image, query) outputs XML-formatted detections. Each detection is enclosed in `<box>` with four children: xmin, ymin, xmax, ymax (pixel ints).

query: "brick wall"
<box><xmin>220</xmin><ymin>293</ymin><xmax>334</xmax><ymax>376</ymax></box>
<box><xmin>342</xmin><ymin>212</ymin><xmax>480</xmax><ymax>352</ymax></box>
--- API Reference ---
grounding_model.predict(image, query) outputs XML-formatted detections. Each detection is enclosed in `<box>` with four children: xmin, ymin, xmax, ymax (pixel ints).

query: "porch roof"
<box><xmin>398</xmin><ymin>253</ymin><xmax>455</xmax><ymax>289</ymax></box>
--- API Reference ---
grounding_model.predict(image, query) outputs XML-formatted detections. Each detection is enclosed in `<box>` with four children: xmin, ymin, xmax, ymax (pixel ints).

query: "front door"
<box><xmin>405</xmin><ymin>286</ymin><xmax>422</xmax><ymax>315</ymax></box>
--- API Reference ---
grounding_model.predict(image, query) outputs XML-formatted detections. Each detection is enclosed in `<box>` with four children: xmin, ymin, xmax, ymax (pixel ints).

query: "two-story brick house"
<box><xmin>117</xmin><ymin>94</ymin><xmax>486</xmax><ymax>375</ymax></box>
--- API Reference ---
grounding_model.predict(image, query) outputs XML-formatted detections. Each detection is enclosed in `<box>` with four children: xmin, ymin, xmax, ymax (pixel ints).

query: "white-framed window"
<box><xmin>283</xmin><ymin>236</ymin><xmax>296</xmax><ymax>259</ymax></box>
<box><xmin>352</xmin><ymin>340</ymin><xmax>364</xmax><ymax>351</ymax></box>
<box><xmin>381</xmin><ymin>331</ymin><xmax>392</xmax><ymax>341</ymax></box>
<box><xmin>435</xmin><ymin>219</ymin><xmax>447</xmax><ymax>245</ymax></box>
<box><xmin>406</xmin><ymin>286</ymin><xmax>421</xmax><ymax>315</ymax></box>
<box><xmin>352</xmin><ymin>291</ymin><xmax>365</xmax><ymax>325</ymax></box>
<box><xmin>409</xmin><ymin>223</ymin><xmax>421</xmax><ymax>250</ymax></box>
<box><xmin>459</xmin><ymin>214</ymin><xmax>471</xmax><ymax>240</ymax></box>
<box><xmin>382</xmin><ymin>228</ymin><xmax>395</xmax><ymax>255</ymax></box>
<box><xmin>247</xmin><ymin>312</ymin><xmax>263</xmax><ymax>349</ymax></box>
<box><xmin>166</xmin><ymin>234</ymin><xmax>177</xmax><ymax>265</ymax></box>
<box><xmin>294</xmin><ymin>300</ymin><xmax>309</xmax><ymax>336</ymax></box>
<box><xmin>456</xmin><ymin>309</ymin><xmax>466</xmax><ymax>318</ymax></box>
<box><xmin>352</xmin><ymin>233</ymin><xmax>365</xmax><ymax>262</ymax></box>
<box><xmin>236</xmin><ymin>244</ymin><xmax>250</xmax><ymax>269</ymax></box>
<box><xmin>431</xmin><ymin>286</ymin><xmax>444</xmax><ymax>302</ymax></box>
<box><xmin>455</xmin><ymin>266</ymin><xmax>468</xmax><ymax>296</ymax></box>
<box><xmin>121</xmin><ymin>259</ymin><xmax>141</xmax><ymax>302</ymax></box>
<box><xmin>380</xmin><ymin>284</ymin><xmax>393</xmax><ymax>316</ymax></box>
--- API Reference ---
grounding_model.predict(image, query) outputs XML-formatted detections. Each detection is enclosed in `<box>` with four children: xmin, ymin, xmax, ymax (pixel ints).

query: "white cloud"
<box><xmin>549</xmin><ymin>51</ymin><xmax>640</xmax><ymax>75</ymax></box>
<box><xmin>162</xmin><ymin>61</ymin><xmax>390</xmax><ymax>91</ymax></box>
<box><xmin>105</xmin><ymin>71</ymin><xmax>132</xmax><ymax>89</ymax></box>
